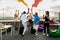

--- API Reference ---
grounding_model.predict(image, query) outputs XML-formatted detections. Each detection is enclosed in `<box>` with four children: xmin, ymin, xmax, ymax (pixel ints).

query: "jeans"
<box><xmin>44</xmin><ymin>23</ymin><xmax>49</xmax><ymax>34</ymax></box>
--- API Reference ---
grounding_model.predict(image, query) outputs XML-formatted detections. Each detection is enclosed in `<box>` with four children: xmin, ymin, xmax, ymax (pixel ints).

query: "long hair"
<box><xmin>45</xmin><ymin>11</ymin><xmax>49</xmax><ymax>17</ymax></box>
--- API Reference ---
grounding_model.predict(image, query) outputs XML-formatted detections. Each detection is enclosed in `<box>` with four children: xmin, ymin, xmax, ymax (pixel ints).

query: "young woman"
<box><xmin>43</xmin><ymin>11</ymin><xmax>50</xmax><ymax>36</ymax></box>
<box><xmin>14</xmin><ymin>10</ymin><xmax>19</xmax><ymax>36</ymax></box>
<box><xmin>27</xmin><ymin>13</ymin><xmax>33</xmax><ymax>30</ymax></box>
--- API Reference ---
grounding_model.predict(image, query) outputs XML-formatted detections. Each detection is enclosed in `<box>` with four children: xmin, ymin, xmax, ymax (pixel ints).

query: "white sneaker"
<box><xmin>46</xmin><ymin>34</ymin><xmax>49</xmax><ymax>36</ymax></box>
<box><xmin>43</xmin><ymin>33</ymin><xmax>46</xmax><ymax>35</ymax></box>
<box><xmin>35</xmin><ymin>34</ymin><xmax>38</xmax><ymax>36</ymax></box>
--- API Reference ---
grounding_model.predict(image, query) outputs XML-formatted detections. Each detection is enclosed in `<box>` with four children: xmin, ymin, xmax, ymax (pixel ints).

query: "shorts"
<box><xmin>33</xmin><ymin>24</ymin><xmax>38</xmax><ymax>30</ymax></box>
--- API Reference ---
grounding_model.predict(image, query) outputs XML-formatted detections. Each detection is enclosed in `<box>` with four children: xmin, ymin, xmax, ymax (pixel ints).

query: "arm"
<box><xmin>27</xmin><ymin>8</ymin><xmax>29</xmax><ymax>14</ymax></box>
<box><xmin>31</xmin><ymin>8</ymin><xmax>34</xmax><ymax>16</ymax></box>
<box><xmin>36</xmin><ymin>17</ymin><xmax>40</xmax><ymax>24</ymax></box>
<box><xmin>20</xmin><ymin>13</ymin><xmax>22</xmax><ymax>18</ymax></box>
<box><xmin>14</xmin><ymin>10</ymin><xmax>17</xmax><ymax>18</ymax></box>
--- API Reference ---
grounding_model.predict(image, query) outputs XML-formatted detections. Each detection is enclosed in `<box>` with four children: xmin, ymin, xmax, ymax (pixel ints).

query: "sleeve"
<box><xmin>33</xmin><ymin>15</ymin><xmax>35</xmax><ymax>17</ymax></box>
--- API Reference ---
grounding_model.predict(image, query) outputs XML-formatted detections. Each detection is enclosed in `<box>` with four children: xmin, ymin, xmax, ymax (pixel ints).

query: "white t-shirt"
<box><xmin>21</xmin><ymin>14</ymin><xmax>27</xmax><ymax>24</ymax></box>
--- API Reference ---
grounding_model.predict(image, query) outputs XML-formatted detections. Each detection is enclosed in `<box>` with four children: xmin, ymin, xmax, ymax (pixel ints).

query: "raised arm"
<box><xmin>20</xmin><ymin>13</ymin><xmax>22</xmax><ymax>18</ymax></box>
<box><xmin>31</xmin><ymin>8</ymin><xmax>34</xmax><ymax>16</ymax></box>
<box><xmin>14</xmin><ymin>10</ymin><xmax>18</xmax><ymax>18</ymax></box>
<box><xmin>27</xmin><ymin>8</ymin><xmax>29</xmax><ymax>14</ymax></box>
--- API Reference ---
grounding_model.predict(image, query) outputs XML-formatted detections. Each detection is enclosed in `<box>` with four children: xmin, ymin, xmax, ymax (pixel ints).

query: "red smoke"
<box><xmin>32</xmin><ymin>0</ymin><xmax>42</xmax><ymax>7</ymax></box>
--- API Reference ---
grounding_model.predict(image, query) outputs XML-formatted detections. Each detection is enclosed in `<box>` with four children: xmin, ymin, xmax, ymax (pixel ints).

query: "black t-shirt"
<box><xmin>45</xmin><ymin>16</ymin><xmax>49</xmax><ymax>22</ymax></box>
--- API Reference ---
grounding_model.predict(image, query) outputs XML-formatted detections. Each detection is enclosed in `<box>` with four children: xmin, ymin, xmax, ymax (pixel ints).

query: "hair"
<box><xmin>23</xmin><ymin>11</ymin><xmax>26</xmax><ymax>14</ymax></box>
<box><xmin>35</xmin><ymin>12</ymin><xmax>38</xmax><ymax>16</ymax></box>
<box><xmin>45</xmin><ymin>11</ymin><xmax>49</xmax><ymax>17</ymax></box>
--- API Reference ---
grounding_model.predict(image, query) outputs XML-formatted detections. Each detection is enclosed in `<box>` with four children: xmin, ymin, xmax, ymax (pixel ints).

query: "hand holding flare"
<box><xmin>17</xmin><ymin>0</ymin><xmax>28</xmax><ymax>7</ymax></box>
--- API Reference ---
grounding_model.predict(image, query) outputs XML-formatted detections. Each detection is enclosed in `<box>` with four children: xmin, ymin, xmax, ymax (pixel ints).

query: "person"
<box><xmin>33</xmin><ymin>12</ymin><xmax>40</xmax><ymax>36</ymax></box>
<box><xmin>20</xmin><ymin>8</ymin><xmax>29</xmax><ymax>36</ymax></box>
<box><xmin>31</xmin><ymin>8</ymin><xmax>40</xmax><ymax>35</ymax></box>
<box><xmin>14</xmin><ymin>10</ymin><xmax>19</xmax><ymax>36</ymax></box>
<box><xmin>27</xmin><ymin>13</ymin><xmax>33</xmax><ymax>31</ymax></box>
<box><xmin>43</xmin><ymin>11</ymin><xmax>50</xmax><ymax>36</ymax></box>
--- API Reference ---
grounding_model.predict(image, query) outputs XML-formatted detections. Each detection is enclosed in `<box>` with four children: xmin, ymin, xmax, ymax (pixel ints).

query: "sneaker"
<box><xmin>35</xmin><ymin>34</ymin><xmax>38</xmax><ymax>36</ymax></box>
<box><xmin>21</xmin><ymin>34</ymin><xmax>24</xmax><ymax>36</ymax></box>
<box><xmin>43</xmin><ymin>33</ymin><xmax>46</xmax><ymax>35</ymax></box>
<box><xmin>46</xmin><ymin>34</ymin><xmax>49</xmax><ymax>36</ymax></box>
<box><xmin>21</xmin><ymin>35</ymin><xmax>24</xmax><ymax>36</ymax></box>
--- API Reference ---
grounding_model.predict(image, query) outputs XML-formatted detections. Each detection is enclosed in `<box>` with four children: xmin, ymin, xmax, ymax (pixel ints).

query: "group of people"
<box><xmin>14</xmin><ymin>8</ymin><xmax>50</xmax><ymax>37</ymax></box>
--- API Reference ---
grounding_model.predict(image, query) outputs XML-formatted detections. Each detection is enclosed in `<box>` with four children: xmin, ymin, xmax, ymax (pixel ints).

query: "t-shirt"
<box><xmin>21</xmin><ymin>14</ymin><xmax>27</xmax><ymax>24</ymax></box>
<box><xmin>44</xmin><ymin>16</ymin><xmax>50</xmax><ymax>23</ymax></box>
<box><xmin>33</xmin><ymin>15</ymin><xmax>40</xmax><ymax>24</ymax></box>
<box><xmin>45</xmin><ymin>16</ymin><xmax>49</xmax><ymax>21</ymax></box>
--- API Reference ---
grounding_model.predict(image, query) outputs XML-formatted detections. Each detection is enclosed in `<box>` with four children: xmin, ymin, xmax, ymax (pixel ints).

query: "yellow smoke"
<box><xmin>17</xmin><ymin>0</ymin><xmax>28</xmax><ymax>7</ymax></box>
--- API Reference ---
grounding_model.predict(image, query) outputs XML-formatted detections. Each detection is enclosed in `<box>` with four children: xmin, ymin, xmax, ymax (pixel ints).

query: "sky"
<box><xmin>0</xmin><ymin>0</ymin><xmax>60</xmax><ymax>17</ymax></box>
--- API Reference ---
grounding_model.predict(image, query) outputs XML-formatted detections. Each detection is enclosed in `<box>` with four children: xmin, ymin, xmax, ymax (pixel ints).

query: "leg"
<box><xmin>34</xmin><ymin>25</ymin><xmax>38</xmax><ymax>36</ymax></box>
<box><xmin>29</xmin><ymin>20</ymin><xmax>33</xmax><ymax>32</ymax></box>
<box><xmin>15</xmin><ymin>22</ymin><xmax>19</xmax><ymax>36</ymax></box>
<box><xmin>47</xmin><ymin>23</ymin><xmax>49</xmax><ymax>34</ymax></box>
<box><xmin>44</xmin><ymin>23</ymin><xmax>46</xmax><ymax>33</ymax></box>
<box><xmin>43</xmin><ymin>23</ymin><xmax>46</xmax><ymax>35</ymax></box>
<box><xmin>46</xmin><ymin>23</ymin><xmax>49</xmax><ymax>36</ymax></box>
<box><xmin>22</xmin><ymin>23</ymin><xmax>27</xmax><ymax>35</ymax></box>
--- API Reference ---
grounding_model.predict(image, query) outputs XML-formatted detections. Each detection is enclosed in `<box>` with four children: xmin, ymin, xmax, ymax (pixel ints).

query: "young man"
<box><xmin>31</xmin><ymin>8</ymin><xmax>40</xmax><ymax>35</ymax></box>
<box><xmin>20</xmin><ymin>8</ymin><xmax>29</xmax><ymax>36</ymax></box>
<box><xmin>33</xmin><ymin>12</ymin><xmax>40</xmax><ymax>36</ymax></box>
<box><xmin>43</xmin><ymin>11</ymin><xmax>50</xmax><ymax>36</ymax></box>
